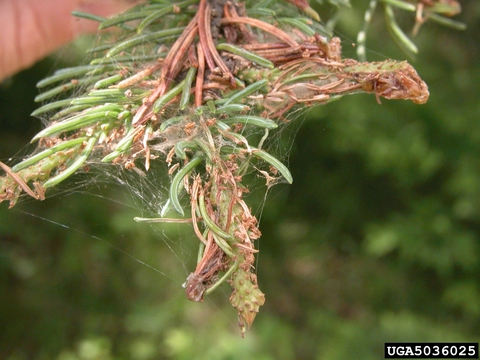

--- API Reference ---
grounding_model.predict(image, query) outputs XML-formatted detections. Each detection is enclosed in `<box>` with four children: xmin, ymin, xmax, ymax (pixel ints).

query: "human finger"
<box><xmin>0</xmin><ymin>0</ymin><xmax>142</xmax><ymax>81</ymax></box>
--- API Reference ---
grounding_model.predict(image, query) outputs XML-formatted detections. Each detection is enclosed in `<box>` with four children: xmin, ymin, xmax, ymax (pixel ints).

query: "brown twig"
<box><xmin>195</xmin><ymin>43</ymin><xmax>206</xmax><ymax>107</ymax></box>
<box><xmin>198</xmin><ymin>0</ymin><xmax>217</xmax><ymax>71</ymax></box>
<box><xmin>203</xmin><ymin>3</ymin><xmax>236</xmax><ymax>86</ymax></box>
<box><xmin>133</xmin><ymin>14</ymin><xmax>199</xmax><ymax>125</ymax></box>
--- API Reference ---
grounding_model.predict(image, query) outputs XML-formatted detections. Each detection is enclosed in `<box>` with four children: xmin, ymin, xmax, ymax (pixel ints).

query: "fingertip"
<box><xmin>0</xmin><ymin>0</ymin><xmax>142</xmax><ymax>80</ymax></box>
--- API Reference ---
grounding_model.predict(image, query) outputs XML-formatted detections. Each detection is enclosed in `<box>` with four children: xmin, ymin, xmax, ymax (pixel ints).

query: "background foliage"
<box><xmin>1</xmin><ymin>1</ymin><xmax>479</xmax><ymax>359</ymax></box>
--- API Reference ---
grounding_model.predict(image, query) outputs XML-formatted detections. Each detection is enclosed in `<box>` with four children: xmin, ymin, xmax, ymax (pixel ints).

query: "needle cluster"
<box><xmin>0</xmin><ymin>0</ymin><xmax>436</xmax><ymax>334</ymax></box>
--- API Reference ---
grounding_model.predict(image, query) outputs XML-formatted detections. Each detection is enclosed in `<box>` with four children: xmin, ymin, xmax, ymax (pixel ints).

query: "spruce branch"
<box><xmin>0</xmin><ymin>0</ymin><xmax>435</xmax><ymax>334</ymax></box>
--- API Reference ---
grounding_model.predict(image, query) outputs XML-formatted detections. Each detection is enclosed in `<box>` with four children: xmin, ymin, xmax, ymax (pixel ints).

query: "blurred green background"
<box><xmin>1</xmin><ymin>1</ymin><xmax>479</xmax><ymax>359</ymax></box>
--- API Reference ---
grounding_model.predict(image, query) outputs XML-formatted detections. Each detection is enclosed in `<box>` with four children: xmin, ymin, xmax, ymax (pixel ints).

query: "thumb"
<box><xmin>0</xmin><ymin>0</ymin><xmax>141</xmax><ymax>81</ymax></box>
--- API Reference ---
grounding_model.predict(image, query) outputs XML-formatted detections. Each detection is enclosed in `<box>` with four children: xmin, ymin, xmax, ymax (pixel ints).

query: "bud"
<box><xmin>229</xmin><ymin>268</ymin><xmax>265</xmax><ymax>336</ymax></box>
